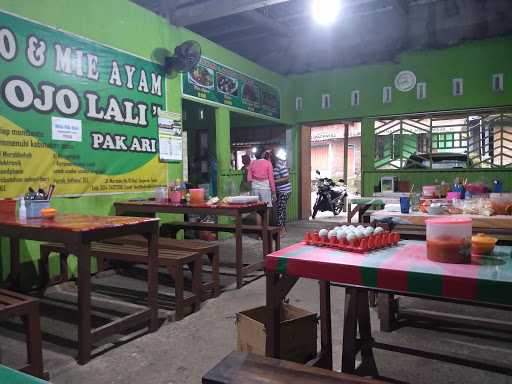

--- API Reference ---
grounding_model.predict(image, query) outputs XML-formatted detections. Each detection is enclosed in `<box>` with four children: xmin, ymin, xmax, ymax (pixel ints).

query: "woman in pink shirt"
<box><xmin>247</xmin><ymin>148</ymin><xmax>276</xmax><ymax>227</ymax></box>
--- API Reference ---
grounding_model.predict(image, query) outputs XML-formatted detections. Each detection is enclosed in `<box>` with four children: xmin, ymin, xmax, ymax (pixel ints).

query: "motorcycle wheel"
<box><xmin>312</xmin><ymin>205</ymin><xmax>319</xmax><ymax>219</ymax></box>
<box><xmin>333</xmin><ymin>198</ymin><xmax>344</xmax><ymax>216</ymax></box>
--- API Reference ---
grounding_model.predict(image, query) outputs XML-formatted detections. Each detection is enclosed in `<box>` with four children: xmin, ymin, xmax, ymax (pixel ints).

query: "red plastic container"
<box><xmin>0</xmin><ymin>199</ymin><xmax>16</xmax><ymax>216</ymax></box>
<box><xmin>169</xmin><ymin>191</ymin><xmax>182</xmax><ymax>204</ymax></box>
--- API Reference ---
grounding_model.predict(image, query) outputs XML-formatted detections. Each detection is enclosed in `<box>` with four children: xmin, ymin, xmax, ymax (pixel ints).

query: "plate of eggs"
<box><xmin>306</xmin><ymin>225</ymin><xmax>400</xmax><ymax>253</ymax></box>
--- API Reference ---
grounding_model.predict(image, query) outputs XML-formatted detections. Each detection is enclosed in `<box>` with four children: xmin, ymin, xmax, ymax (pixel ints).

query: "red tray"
<box><xmin>304</xmin><ymin>231</ymin><xmax>400</xmax><ymax>253</ymax></box>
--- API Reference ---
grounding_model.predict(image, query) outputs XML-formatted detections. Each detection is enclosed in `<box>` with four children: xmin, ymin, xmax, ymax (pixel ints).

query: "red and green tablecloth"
<box><xmin>266</xmin><ymin>240</ymin><xmax>512</xmax><ymax>306</ymax></box>
<box><xmin>0</xmin><ymin>365</ymin><xmax>48</xmax><ymax>384</ymax></box>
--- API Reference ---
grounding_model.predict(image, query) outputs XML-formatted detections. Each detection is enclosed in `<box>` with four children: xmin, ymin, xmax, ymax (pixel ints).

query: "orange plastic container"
<box><xmin>490</xmin><ymin>193</ymin><xmax>512</xmax><ymax>215</ymax></box>
<box><xmin>189</xmin><ymin>188</ymin><xmax>205</xmax><ymax>204</ymax></box>
<box><xmin>40</xmin><ymin>208</ymin><xmax>57</xmax><ymax>219</ymax></box>
<box><xmin>471</xmin><ymin>233</ymin><xmax>498</xmax><ymax>255</ymax></box>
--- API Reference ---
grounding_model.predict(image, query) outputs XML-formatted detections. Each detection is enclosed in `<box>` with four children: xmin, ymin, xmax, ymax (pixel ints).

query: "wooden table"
<box><xmin>265</xmin><ymin>240</ymin><xmax>512</xmax><ymax>377</ymax></box>
<box><xmin>347</xmin><ymin>198</ymin><xmax>385</xmax><ymax>223</ymax></box>
<box><xmin>114</xmin><ymin>200</ymin><xmax>269</xmax><ymax>288</ymax></box>
<box><xmin>348</xmin><ymin>193</ymin><xmax>412</xmax><ymax>223</ymax></box>
<box><xmin>371</xmin><ymin>210</ymin><xmax>512</xmax><ymax>229</ymax></box>
<box><xmin>0</xmin><ymin>364</ymin><xmax>49</xmax><ymax>384</ymax></box>
<box><xmin>371</xmin><ymin>210</ymin><xmax>512</xmax><ymax>330</ymax></box>
<box><xmin>0</xmin><ymin>214</ymin><xmax>160</xmax><ymax>364</ymax></box>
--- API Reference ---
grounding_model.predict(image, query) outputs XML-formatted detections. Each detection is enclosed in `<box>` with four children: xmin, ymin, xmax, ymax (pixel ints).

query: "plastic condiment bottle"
<box><xmin>19</xmin><ymin>196</ymin><xmax>26</xmax><ymax>219</ymax></box>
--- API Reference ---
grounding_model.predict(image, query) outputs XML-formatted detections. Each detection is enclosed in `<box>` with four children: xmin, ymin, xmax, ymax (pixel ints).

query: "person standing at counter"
<box><xmin>247</xmin><ymin>148</ymin><xmax>276</xmax><ymax>227</ymax></box>
<box><xmin>239</xmin><ymin>154</ymin><xmax>252</xmax><ymax>194</ymax></box>
<box><xmin>272</xmin><ymin>150</ymin><xmax>292</xmax><ymax>236</ymax></box>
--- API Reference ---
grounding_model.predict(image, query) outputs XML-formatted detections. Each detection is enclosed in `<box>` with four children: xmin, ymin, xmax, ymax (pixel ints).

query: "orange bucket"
<box><xmin>189</xmin><ymin>188</ymin><xmax>205</xmax><ymax>204</ymax></box>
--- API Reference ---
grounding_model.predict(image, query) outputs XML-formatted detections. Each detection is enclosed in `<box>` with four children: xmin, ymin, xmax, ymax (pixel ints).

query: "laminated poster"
<box><xmin>0</xmin><ymin>11</ymin><xmax>167</xmax><ymax>197</ymax></box>
<box><xmin>158</xmin><ymin>111</ymin><xmax>182</xmax><ymax>162</ymax></box>
<box><xmin>182</xmin><ymin>56</ymin><xmax>281</xmax><ymax>119</ymax></box>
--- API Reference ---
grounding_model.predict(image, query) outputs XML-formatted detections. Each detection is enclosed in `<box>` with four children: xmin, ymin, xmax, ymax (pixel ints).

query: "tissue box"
<box><xmin>26</xmin><ymin>200</ymin><xmax>50</xmax><ymax>218</ymax></box>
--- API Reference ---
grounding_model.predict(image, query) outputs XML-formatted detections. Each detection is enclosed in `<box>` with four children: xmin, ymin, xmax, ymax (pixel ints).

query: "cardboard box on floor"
<box><xmin>236</xmin><ymin>304</ymin><xmax>317</xmax><ymax>364</ymax></box>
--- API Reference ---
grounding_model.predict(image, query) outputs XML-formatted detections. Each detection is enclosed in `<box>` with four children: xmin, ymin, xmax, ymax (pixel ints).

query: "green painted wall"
<box><xmin>0</xmin><ymin>0</ymin><xmax>293</xmax><ymax>284</ymax></box>
<box><xmin>291</xmin><ymin>37</ymin><xmax>512</xmax><ymax>122</ymax></box>
<box><xmin>3</xmin><ymin>0</ymin><xmax>511</xmax><ymax>284</ymax></box>
<box><xmin>290</xmin><ymin>38</ymin><xmax>512</xmax><ymax>197</ymax></box>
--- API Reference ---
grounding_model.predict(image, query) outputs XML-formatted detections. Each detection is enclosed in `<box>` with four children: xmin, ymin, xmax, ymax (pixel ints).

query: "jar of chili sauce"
<box><xmin>425</xmin><ymin>217</ymin><xmax>472</xmax><ymax>263</ymax></box>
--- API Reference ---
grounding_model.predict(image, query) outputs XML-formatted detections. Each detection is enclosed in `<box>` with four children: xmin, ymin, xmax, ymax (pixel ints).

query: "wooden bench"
<box><xmin>160</xmin><ymin>222</ymin><xmax>281</xmax><ymax>252</ymax></box>
<box><xmin>202</xmin><ymin>352</ymin><xmax>384</xmax><ymax>384</ymax></box>
<box><xmin>102</xmin><ymin>235</ymin><xmax>220</xmax><ymax>298</ymax></box>
<box><xmin>0</xmin><ymin>289</ymin><xmax>45</xmax><ymax>379</ymax></box>
<box><xmin>39</xmin><ymin>243</ymin><xmax>202</xmax><ymax>320</ymax></box>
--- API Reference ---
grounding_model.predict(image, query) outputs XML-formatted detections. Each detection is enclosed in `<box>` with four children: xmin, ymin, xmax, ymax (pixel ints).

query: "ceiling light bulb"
<box><xmin>276</xmin><ymin>149</ymin><xmax>287</xmax><ymax>160</ymax></box>
<box><xmin>312</xmin><ymin>0</ymin><xmax>341</xmax><ymax>26</ymax></box>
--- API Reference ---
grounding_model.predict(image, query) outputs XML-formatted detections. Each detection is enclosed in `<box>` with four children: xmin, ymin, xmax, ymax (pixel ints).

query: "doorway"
<box><xmin>301</xmin><ymin>122</ymin><xmax>361</xmax><ymax>221</ymax></box>
<box><xmin>183</xmin><ymin>100</ymin><xmax>217</xmax><ymax>195</ymax></box>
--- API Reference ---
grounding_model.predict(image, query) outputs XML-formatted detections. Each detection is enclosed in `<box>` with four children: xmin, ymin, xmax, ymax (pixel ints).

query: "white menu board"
<box><xmin>158</xmin><ymin>111</ymin><xmax>182</xmax><ymax>162</ymax></box>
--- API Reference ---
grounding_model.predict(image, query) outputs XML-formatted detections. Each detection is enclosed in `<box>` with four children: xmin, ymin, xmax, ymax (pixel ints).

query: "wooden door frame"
<box><xmin>299</xmin><ymin>125</ymin><xmax>311</xmax><ymax>220</ymax></box>
<box><xmin>300</xmin><ymin>121</ymin><xmax>361</xmax><ymax>219</ymax></box>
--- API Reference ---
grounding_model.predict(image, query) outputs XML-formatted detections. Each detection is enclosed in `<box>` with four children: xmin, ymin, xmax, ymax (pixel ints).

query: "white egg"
<box><xmin>333</xmin><ymin>226</ymin><xmax>340</xmax><ymax>231</ymax></box>
<box><xmin>374</xmin><ymin>227</ymin><xmax>384</xmax><ymax>234</ymax></box>
<box><xmin>336</xmin><ymin>229</ymin><xmax>344</xmax><ymax>237</ymax></box>
<box><xmin>346</xmin><ymin>232</ymin><xmax>356</xmax><ymax>242</ymax></box>
<box><xmin>336</xmin><ymin>230</ymin><xmax>346</xmax><ymax>240</ymax></box>
<box><xmin>357</xmin><ymin>225</ymin><xmax>365</xmax><ymax>231</ymax></box>
<box><xmin>348</xmin><ymin>225</ymin><xmax>355</xmax><ymax>230</ymax></box>
<box><xmin>328</xmin><ymin>229</ymin><xmax>337</xmax><ymax>239</ymax></box>
<box><xmin>341</xmin><ymin>225</ymin><xmax>347</xmax><ymax>230</ymax></box>
<box><xmin>365</xmin><ymin>227</ymin><xmax>374</xmax><ymax>236</ymax></box>
<box><xmin>319</xmin><ymin>229</ymin><xmax>329</xmax><ymax>237</ymax></box>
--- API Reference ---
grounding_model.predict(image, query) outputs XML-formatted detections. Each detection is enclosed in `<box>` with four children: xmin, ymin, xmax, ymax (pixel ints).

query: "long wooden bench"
<box><xmin>0</xmin><ymin>289</ymin><xmax>45</xmax><ymax>379</ymax></box>
<box><xmin>160</xmin><ymin>222</ymin><xmax>281</xmax><ymax>252</ymax></box>
<box><xmin>102</xmin><ymin>235</ymin><xmax>220</xmax><ymax>298</ymax></box>
<box><xmin>39</xmin><ymin>243</ymin><xmax>202</xmax><ymax>320</ymax></box>
<box><xmin>202</xmin><ymin>352</ymin><xmax>384</xmax><ymax>384</ymax></box>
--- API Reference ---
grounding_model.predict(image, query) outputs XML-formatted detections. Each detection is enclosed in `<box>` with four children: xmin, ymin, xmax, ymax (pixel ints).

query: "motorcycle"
<box><xmin>311</xmin><ymin>170</ymin><xmax>348</xmax><ymax>219</ymax></box>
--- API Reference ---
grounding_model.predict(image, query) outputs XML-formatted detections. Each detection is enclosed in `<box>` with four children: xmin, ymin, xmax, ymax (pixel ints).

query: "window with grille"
<box><xmin>373</xmin><ymin>112</ymin><xmax>512</xmax><ymax>170</ymax></box>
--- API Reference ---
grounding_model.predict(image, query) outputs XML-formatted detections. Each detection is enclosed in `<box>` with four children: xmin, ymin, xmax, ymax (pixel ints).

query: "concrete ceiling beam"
<box><xmin>170</xmin><ymin>0</ymin><xmax>290</xmax><ymax>26</ymax></box>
